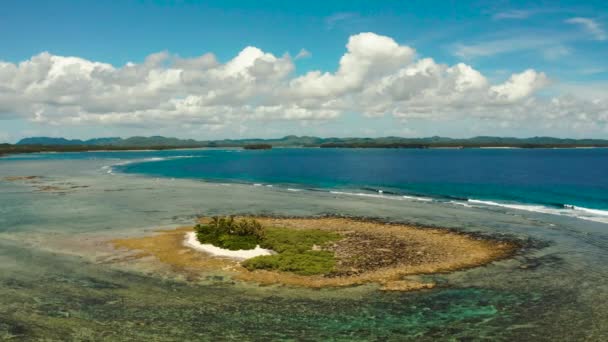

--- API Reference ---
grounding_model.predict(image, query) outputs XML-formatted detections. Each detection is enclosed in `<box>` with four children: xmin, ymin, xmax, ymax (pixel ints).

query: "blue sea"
<box><xmin>7</xmin><ymin>147</ymin><xmax>608</xmax><ymax>224</ymax></box>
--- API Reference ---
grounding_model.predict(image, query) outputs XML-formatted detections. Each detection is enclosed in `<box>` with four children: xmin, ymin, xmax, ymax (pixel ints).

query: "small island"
<box><xmin>243</xmin><ymin>144</ymin><xmax>272</xmax><ymax>150</ymax></box>
<box><xmin>111</xmin><ymin>216</ymin><xmax>518</xmax><ymax>291</ymax></box>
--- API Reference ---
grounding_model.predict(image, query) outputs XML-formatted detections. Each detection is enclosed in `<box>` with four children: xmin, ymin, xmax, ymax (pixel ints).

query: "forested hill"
<box><xmin>14</xmin><ymin>135</ymin><xmax>608</xmax><ymax>149</ymax></box>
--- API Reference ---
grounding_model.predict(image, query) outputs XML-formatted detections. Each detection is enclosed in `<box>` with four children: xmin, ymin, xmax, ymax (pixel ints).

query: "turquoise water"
<box><xmin>1</xmin><ymin>152</ymin><xmax>608</xmax><ymax>340</ymax></box>
<box><xmin>8</xmin><ymin>147</ymin><xmax>608</xmax><ymax>223</ymax></box>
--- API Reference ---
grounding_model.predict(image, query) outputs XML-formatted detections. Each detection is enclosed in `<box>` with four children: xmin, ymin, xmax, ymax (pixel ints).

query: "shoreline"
<box><xmin>183</xmin><ymin>231</ymin><xmax>274</xmax><ymax>259</ymax></box>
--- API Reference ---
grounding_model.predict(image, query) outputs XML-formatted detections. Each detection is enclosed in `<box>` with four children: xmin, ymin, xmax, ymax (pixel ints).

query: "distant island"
<box><xmin>2</xmin><ymin>135</ymin><xmax>608</xmax><ymax>156</ymax></box>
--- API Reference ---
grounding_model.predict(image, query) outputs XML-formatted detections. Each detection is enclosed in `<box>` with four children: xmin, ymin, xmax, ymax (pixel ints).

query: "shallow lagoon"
<box><xmin>1</xmin><ymin>155</ymin><xmax>608</xmax><ymax>340</ymax></box>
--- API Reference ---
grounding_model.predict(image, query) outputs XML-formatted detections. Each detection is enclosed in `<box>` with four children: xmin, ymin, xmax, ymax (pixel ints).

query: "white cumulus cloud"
<box><xmin>0</xmin><ymin>32</ymin><xmax>606</xmax><ymax>134</ymax></box>
<box><xmin>294</xmin><ymin>49</ymin><xmax>311</xmax><ymax>60</ymax></box>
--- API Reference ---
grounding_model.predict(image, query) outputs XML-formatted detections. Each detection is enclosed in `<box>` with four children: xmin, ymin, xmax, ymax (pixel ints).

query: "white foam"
<box><xmin>287</xmin><ymin>188</ymin><xmax>301</xmax><ymax>192</ymax></box>
<box><xmin>566</xmin><ymin>205</ymin><xmax>608</xmax><ymax>216</ymax></box>
<box><xmin>402</xmin><ymin>195</ymin><xmax>434</xmax><ymax>202</ymax></box>
<box><xmin>102</xmin><ymin>155</ymin><xmax>197</xmax><ymax>175</ymax></box>
<box><xmin>467</xmin><ymin>199</ymin><xmax>608</xmax><ymax>224</ymax></box>
<box><xmin>330</xmin><ymin>190</ymin><xmax>389</xmax><ymax>199</ymax></box>
<box><xmin>468</xmin><ymin>199</ymin><xmax>552</xmax><ymax>213</ymax></box>
<box><xmin>449</xmin><ymin>200</ymin><xmax>473</xmax><ymax>207</ymax></box>
<box><xmin>329</xmin><ymin>190</ymin><xmax>435</xmax><ymax>203</ymax></box>
<box><xmin>183</xmin><ymin>232</ymin><xmax>274</xmax><ymax>259</ymax></box>
<box><xmin>103</xmin><ymin>157</ymin><xmax>163</xmax><ymax>170</ymax></box>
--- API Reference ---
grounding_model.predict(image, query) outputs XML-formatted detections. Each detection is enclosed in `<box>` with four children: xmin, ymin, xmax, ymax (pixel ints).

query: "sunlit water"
<box><xmin>1</xmin><ymin>150</ymin><xmax>607</xmax><ymax>340</ymax></box>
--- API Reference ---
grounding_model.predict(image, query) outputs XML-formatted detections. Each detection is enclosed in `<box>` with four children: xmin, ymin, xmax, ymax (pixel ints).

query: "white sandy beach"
<box><xmin>183</xmin><ymin>232</ymin><xmax>274</xmax><ymax>259</ymax></box>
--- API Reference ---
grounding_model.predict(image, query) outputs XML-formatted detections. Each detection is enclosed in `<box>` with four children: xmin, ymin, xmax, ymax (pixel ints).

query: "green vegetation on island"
<box><xmin>243</xmin><ymin>144</ymin><xmax>272</xmax><ymax>150</ymax></box>
<box><xmin>195</xmin><ymin>217</ymin><xmax>340</xmax><ymax>275</ymax></box>
<box><xmin>195</xmin><ymin>217</ymin><xmax>266</xmax><ymax>250</ymax></box>
<box><xmin>243</xmin><ymin>227</ymin><xmax>340</xmax><ymax>275</ymax></box>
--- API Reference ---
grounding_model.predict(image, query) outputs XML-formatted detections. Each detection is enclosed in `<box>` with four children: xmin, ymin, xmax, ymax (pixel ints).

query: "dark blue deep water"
<box><xmin>110</xmin><ymin>148</ymin><xmax>608</xmax><ymax>211</ymax></box>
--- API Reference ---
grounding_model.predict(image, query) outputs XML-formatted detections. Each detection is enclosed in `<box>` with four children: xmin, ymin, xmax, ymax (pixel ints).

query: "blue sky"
<box><xmin>1</xmin><ymin>0</ymin><xmax>608</xmax><ymax>142</ymax></box>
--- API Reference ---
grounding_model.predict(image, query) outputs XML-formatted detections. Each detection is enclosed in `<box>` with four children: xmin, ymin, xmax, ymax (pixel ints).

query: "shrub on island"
<box><xmin>195</xmin><ymin>216</ymin><xmax>265</xmax><ymax>251</ymax></box>
<box><xmin>244</xmin><ymin>227</ymin><xmax>340</xmax><ymax>275</ymax></box>
<box><xmin>242</xmin><ymin>250</ymin><xmax>336</xmax><ymax>276</ymax></box>
<box><xmin>243</xmin><ymin>144</ymin><xmax>272</xmax><ymax>150</ymax></box>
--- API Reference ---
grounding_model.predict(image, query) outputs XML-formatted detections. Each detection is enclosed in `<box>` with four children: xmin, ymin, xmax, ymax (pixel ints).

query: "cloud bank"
<box><xmin>0</xmin><ymin>32</ymin><xmax>606</xmax><ymax>133</ymax></box>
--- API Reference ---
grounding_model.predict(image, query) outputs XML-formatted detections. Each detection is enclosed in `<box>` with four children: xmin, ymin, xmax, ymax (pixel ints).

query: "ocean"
<box><xmin>11</xmin><ymin>147</ymin><xmax>607</xmax><ymax>224</ymax></box>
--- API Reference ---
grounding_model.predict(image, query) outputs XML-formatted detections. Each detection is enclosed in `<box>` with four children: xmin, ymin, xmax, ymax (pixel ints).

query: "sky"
<box><xmin>1</xmin><ymin>0</ymin><xmax>608</xmax><ymax>142</ymax></box>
